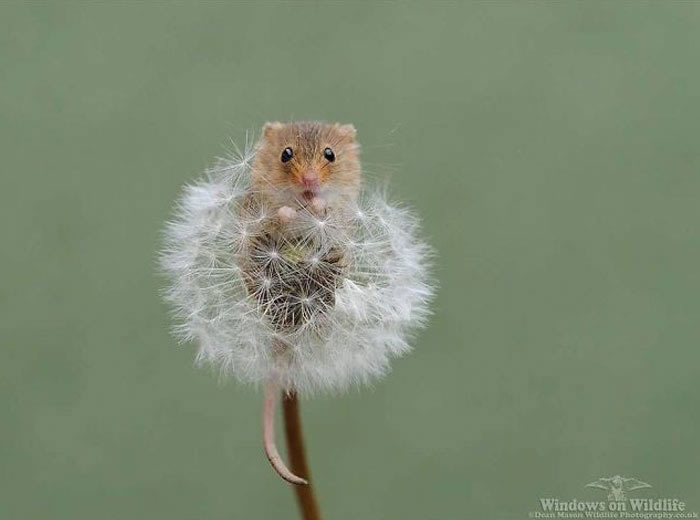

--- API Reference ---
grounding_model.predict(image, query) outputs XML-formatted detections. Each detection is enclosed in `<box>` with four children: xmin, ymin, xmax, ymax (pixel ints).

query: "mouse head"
<box><xmin>252</xmin><ymin>121</ymin><xmax>361</xmax><ymax>207</ymax></box>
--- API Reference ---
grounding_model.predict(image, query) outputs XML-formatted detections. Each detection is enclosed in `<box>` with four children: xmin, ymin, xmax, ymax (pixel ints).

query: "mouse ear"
<box><xmin>263</xmin><ymin>121</ymin><xmax>284</xmax><ymax>138</ymax></box>
<box><xmin>335</xmin><ymin>123</ymin><xmax>357</xmax><ymax>140</ymax></box>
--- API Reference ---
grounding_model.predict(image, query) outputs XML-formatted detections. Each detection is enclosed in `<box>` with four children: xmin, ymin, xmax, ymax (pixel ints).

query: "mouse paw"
<box><xmin>310</xmin><ymin>196</ymin><xmax>326</xmax><ymax>215</ymax></box>
<box><xmin>277</xmin><ymin>206</ymin><xmax>297</xmax><ymax>223</ymax></box>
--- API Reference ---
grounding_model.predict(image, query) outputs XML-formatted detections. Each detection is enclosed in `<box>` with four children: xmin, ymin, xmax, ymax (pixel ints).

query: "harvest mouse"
<box><xmin>250</xmin><ymin>121</ymin><xmax>361</xmax><ymax>225</ymax></box>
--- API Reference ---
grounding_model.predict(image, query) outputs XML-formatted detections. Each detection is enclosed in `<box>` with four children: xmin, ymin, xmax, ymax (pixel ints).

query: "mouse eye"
<box><xmin>281</xmin><ymin>147</ymin><xmax>293</xmax><ymax>163</ymax></box>
<box><xmin>323</xmin><ymin>147</ymin><xmax>335</xmax><ymax>162</ymax></box>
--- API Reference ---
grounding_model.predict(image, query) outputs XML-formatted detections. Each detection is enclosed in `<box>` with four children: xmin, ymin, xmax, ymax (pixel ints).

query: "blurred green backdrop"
<box><xmin>1</xmin><ymin>2</ymin><xmax>699</xmax><ymax>519</ymax></box>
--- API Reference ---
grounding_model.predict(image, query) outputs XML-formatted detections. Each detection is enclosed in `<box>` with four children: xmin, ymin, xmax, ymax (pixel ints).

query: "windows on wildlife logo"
<box><xmin>527</xmin><ymin>475</ymin><xmax>698</xmax><ymax>519</ymax></box>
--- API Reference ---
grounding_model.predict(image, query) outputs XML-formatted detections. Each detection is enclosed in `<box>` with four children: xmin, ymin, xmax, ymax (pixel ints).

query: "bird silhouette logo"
<box><xmin>585</xmin><ymin>475</ymin><xmax>652</xmax><ymax>501</ymax></box>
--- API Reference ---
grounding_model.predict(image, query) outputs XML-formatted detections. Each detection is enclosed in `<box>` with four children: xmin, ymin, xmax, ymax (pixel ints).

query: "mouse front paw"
<box><xmin>277</xmin><ymin>205</ymin><xmax>297</xmax><ymax>223</ymax></box>
<box><xmin>310</xmin><ymin>196</ymin><xmax>326</xmax><ymax>215</ymax></box>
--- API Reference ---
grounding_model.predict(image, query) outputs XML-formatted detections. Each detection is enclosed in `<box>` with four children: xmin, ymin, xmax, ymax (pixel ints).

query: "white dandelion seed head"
<box><xmin>160</xmin><ymin>138</ymin><xmax>435</xmax><ymax>395</ymax></box>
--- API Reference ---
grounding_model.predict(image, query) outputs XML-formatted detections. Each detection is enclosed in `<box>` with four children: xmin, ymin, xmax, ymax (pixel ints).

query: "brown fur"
<box><xmin>250</xmin><ymin>121</ymin><xmax>361</xmax><ymax>211</ymax></box>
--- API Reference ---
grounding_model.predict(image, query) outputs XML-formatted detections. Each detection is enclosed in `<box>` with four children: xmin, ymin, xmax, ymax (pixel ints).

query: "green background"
<box><xmin>2</xmin><ymin>2</ymin><xmax>698</xmax><ymax>519</ymax></box>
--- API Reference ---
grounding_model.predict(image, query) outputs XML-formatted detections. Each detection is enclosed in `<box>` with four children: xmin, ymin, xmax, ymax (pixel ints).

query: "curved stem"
<box><xmin>282</xmin><ymin>390</ymin><xmax>323</xmax><ymax>520</ymax></box>
<box><xmin>263</xmin><ymin>381</ymin><xmax>308</xmax><ymax>485</ymax></box>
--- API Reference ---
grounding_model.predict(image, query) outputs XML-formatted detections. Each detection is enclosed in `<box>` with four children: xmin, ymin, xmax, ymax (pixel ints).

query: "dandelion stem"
<box><xmin>282</xmin><ymin>390</ymin><xmax>323</xmax><ymax>520</ymax></box>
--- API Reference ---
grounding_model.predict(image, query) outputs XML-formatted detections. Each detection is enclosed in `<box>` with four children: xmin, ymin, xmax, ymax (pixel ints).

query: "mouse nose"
<box><xmin>301</xmin><ymin>171</ymin><xmax>319</xmax><ymax>188</ymax></box>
